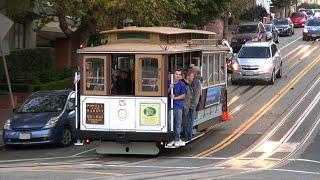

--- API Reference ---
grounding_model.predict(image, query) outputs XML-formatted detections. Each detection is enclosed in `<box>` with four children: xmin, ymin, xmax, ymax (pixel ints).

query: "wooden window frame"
<box><xmin>135</xmin><ymin>54</ymin><xmax>164</xmax><ymax>96</ymax></box>
<box><xmin>83</xmin><ymin>55</ymin><xmax>110</xmax><ymax>96</ymax></box>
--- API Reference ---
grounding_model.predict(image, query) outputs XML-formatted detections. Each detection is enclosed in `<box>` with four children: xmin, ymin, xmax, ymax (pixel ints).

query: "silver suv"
<box><xmin>231</xmin><ymin>41</ymin><xmax>282</xmax><ymax>84</ymax></box>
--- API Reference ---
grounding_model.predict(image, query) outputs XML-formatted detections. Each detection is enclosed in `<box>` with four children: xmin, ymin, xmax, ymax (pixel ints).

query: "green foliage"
<box><xmin>0</xmin><ymin>77</ymin><xmax>72</xmax><ymax>92</ymax></box>
<box><xmin>240</xmin><ymin>5</ymin><xmax>268</xmax><ymax>21</ymax></box>
<box><xmin>0</xmin><ymin>48</ymin><xmax>54</xmax><ymax>84</ymax></box>
<box><xmin>299</xmin><ymin>3</ymin><xmax>320</xmax><ymax>9</ymax></box>
<box><xmin>0</xmin><ymin>83</ymin><xmax>32</xmax><ymax>92</ymax></box>
<box><xmin>0</xmin><ymin>48</ymin><xmax>73</xmax><ymax>92</ymax></box>
<box><xmin>32</xmin><ymin>77</ymin><xmax>72</xmax><ymax>91</ymax></box>
<box><xmin>5</xmin><ymin>0</ymin><xmax>34</xmax><ymax>23</ymax></box>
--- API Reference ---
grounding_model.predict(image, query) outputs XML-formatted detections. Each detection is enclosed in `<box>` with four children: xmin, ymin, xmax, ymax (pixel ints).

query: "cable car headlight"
<box><xmin>118</xmin><ymin>109</ymin><xmax>127</xmax><ymax>120</ymax></box>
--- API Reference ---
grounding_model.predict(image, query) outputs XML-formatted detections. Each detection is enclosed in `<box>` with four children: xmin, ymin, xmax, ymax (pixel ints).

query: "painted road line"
<box><xmin>289</xmin><ymin>159</ymin><xmax>320</xmax><ymax>164</ymax></box>
<box><xmin>195</xmin><ymin>53</ymin><xmax>320</xmax><ymax>158</ymax></box>
<box><xmin>0</xmin><ymin>168</ymin><xmax>122</xmax><ymax>176</ymax></box>
<box><xmin>72</xmin><ymin>148</ymin><xmax>96</xmax><ymax>157</ymax></box>
<box><xmin>269</xmin><ymin>168</ymin><xmax>320</xmax><ymax>175</ymax></box>
<box><xmin>0</xmin><ymin>155</ymin><xmax>96</xmax><ymax>164</ymax></box>
<box><xmin>279</xmin><ymin>37</ymin><xmax>302</xmax><ymax>51</ymax></box>
<box><xmin>282</xmin><ymin>43</ymin><xmax>305</xmax><ymax>59</ymax></box>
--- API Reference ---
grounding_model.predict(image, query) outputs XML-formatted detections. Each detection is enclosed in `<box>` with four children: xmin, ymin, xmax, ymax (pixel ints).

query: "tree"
<box><xmin>4</xmin><ymin>0</ymin><xmax>194</xmax><ymax>45</ymax></box>
<box><xmin>271</xmin><ymin>0</ymin><xmax>297</xmax><ymax>18</ymax></box>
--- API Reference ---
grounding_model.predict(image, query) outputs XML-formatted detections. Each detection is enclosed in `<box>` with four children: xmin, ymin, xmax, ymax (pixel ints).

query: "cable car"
<box><xmin>74</xmin><ymin>26</ymin><xmax>231</xmax><ymax>155</ymax></box>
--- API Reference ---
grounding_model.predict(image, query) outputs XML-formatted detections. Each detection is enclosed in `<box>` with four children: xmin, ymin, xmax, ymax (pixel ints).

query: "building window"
<box><xmin>14</xmin><ymin>23</ymin><xmax>25</xmax><ymax>49</ymax></box>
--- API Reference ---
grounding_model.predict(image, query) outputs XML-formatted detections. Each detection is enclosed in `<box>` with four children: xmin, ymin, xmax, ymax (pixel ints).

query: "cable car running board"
<box><xmin>96</xmin><ymin>142</ymin><xmax>160</xmax><ymax>155</ymax></box>
<box><xmin>165</xmin><ymin>132</ymin><xmax>206</xmax><ymax>149</ymax></box>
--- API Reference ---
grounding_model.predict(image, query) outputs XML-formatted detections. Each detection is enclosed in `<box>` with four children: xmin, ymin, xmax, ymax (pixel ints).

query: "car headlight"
<box><xmin>232</xmin><ymin>62</ymin><xmax>240</xmax><ymax>71</ymax></box>
<box><xmin>4</xmin><ymin>119</ymin><xmax>11</xmax><ymax>130</ymax></box>
<box><xmin>303</xmin><ymin>28</ymin><xmax>308</xmax><ymax>33</ymax></box>
<box><xmin>44</xmin><ymin>116</ymin><xmax>59</xmax><ymax>128</ymax></box>
<box><xmin>284</xmin><ymin>28</ymin><xmax>289</xmax><ymax>31</ymax></box>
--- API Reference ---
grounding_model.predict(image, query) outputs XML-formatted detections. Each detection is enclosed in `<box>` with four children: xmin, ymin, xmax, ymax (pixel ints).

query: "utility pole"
<box><xmin>0</xmin><ymin>13</ymin><xmax>15</xmax><ymax>109</ymax></box>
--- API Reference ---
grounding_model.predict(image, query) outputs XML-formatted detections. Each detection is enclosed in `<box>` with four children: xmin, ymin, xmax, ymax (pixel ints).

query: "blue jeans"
<box><xmin>186</xmin><ymin>109</ymin><xmax>195</xmax><ymax>140</ymax></box>
<box><xmin>173</xmin><ymin>109</ymin><xmax>183</xmax><ymax>141</ymax></box>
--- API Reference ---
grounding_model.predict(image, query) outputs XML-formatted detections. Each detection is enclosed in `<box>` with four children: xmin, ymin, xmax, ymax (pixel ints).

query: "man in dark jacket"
<box><xmin>181</xmin><ymin>70</ymin><xmax>195</xmax><ymax>141</ymax></box>
<box><xmin>189</xmin><ymin>66</ymin><xmax>202</xmax><ymax>139</ymax></box>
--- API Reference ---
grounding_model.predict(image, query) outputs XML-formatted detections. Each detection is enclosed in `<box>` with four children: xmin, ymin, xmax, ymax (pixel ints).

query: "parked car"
<box><xmin>231</xmin><ymin>22</ymin><xmax>267</xmax><ymax>53</ymax></box>
<box><xmin>303</xmin><ymin>17</ymin><xmax>320</xmax><ymax>41</ymax></box>
<box><xmin>300</xmin><ymin>9</ymin><xmax>314</xmax><ymax>18</ymax></box>
<box><xmin>272</xmin><ymin>18</ymin><xmax>294</xmax><ymax>36</ymax></box>
<box><xmin>290</xmin><ymin>12</ymin><xmax>308</xmax><ymax>28</ymax></box>
<box><xmin>264</xmin><ymin>24</ymin><xmax>279</xmax><ymax>43</ymax></box>
<box><xmin>2</xmin><ymin>90</ymin><xmax>75</xmax><ymax>146</ymax></box>
<box><xmin>231</xmin><ymin>41</ymin><xmax>282</xmax><ymax>84</ymax></box>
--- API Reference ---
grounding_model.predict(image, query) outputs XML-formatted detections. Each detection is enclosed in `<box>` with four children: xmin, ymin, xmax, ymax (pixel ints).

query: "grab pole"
<box><xmin>171</xmin><ymin>74</ymin><xmax>174</xmax><ymax>131</ymax></box>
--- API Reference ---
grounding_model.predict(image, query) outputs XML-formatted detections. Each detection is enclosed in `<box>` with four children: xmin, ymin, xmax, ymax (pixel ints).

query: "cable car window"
<box><xmin>141</xmin><ymin>58</ymin><xmax>159</xmax><ymax>92</ymax></box>
<box><xmin>214</xmin><ymin>54</ymin><xmax>220</xmax><ymax>84</ymax></box>
<box><xmin>85</xmin><ymin>58</ymin><xmax>105</xmax><ymax>92</ymax></box>
<box><xmin>219</xmin><ymin>54</ymin><xmax>226</xmax><ymax>83</ymax></box>
<box><xmin>208</xmin><ymin>54</ymin><xmax>214</xmax><ymax>86</ymax></box>
<box><xmin>202</xmin><ymin>54</ymin><xmax>208</xmax><ymax>87</ymax></box>
<box><xmin>117</xmin><ymin>32</ymin><xmax>150</xmax><ymax>40</ymax></box>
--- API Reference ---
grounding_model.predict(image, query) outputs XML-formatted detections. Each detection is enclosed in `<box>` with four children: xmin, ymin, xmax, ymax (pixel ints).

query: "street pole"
<box><xmin>0</xmin><ymin>36</ymin><xmax>15</xmax><ymax>109</ymax></box>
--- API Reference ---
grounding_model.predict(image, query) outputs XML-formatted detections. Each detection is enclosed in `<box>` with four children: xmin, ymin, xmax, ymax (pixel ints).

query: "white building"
<box><xmin>256</xmin><ymin>0</ymin><xmax>271</xmax><ymax>13</ymax></box>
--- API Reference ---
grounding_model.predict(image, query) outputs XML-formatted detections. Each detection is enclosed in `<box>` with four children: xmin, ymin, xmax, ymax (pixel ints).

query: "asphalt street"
<box><xmin>1</xmin><ymin>29</ymin><xmax>320</xmax><ymax>180</ymax></box>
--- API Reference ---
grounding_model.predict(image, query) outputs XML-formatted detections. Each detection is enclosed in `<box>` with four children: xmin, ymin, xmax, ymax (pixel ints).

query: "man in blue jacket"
<box><xmin>167</xmin><ymin>69</ymin><xmax>186</xmax><ymax>147</ymax></box>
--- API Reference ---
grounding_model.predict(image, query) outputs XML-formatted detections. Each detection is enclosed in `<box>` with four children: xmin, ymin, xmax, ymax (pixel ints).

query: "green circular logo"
<box><xmin>144</xmin><ymin>107</ymin><xmax>156</xmax><ymax>116</ymax></box>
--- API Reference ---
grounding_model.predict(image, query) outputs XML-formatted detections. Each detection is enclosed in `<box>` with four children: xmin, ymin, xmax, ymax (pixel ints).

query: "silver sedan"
<box><xmin>231</xmin><ymin>41</ymin><xmax>282</xmax><ymax>84</ymax></box>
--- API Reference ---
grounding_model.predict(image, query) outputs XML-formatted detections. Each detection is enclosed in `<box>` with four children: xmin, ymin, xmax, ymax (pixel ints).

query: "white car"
<box><xmin>231</xmin><ymin>41</ymin><xmax>282</xmax><ymax>85</ymax></box>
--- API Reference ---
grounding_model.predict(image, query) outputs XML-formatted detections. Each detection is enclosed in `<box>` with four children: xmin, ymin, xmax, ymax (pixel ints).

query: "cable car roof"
<box><xmin>101</xmin><ymin>26</ymin><xmax>216</xmax><ymax>35</ymax></box>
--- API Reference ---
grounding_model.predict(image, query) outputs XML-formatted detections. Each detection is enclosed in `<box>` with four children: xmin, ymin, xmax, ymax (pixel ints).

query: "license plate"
<box><xmin>245</xmin><ymin>71</ymin><xmax>254</xmax><ymax>76</ymax></box>
<box><xmin>19</xmin><ymin>132</ymin><xmax>31</xmax><ymax>139</ymax></box>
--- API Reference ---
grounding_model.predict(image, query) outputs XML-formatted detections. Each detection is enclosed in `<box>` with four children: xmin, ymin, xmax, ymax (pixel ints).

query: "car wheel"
<box><xmin>276</xmin><ymin>64</ymin><xmax>282</xmax><ymax>79</ymax></box>
<box><xmin>268</xmin><ymin>70</ymin><xmax>275</xmax><ymax>85</ymax></box>
<box><xmin>59</xmin><ymin>126</ymin><xmax>73</xmax><ymax>147</ymax></box>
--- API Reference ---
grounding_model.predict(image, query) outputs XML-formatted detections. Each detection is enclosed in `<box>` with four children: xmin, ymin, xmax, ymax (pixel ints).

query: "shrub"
<box><xmin>0</xmin><ymin>47</ymin><xmax>54</xmax><ymax>84</ymax></box>
<box><xmin>240</xmin><ymin>5</ymin><xmax>268</xmax><ymax>21</ymax></box>
<box><xmin>32</xmin><ymin>77</ymin><xmax>73</xmax><ymax>91</ymax></box>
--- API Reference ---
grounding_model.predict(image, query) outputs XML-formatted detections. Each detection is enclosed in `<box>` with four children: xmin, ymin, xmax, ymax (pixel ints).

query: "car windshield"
<box><xmin>304</xmin><ymin>10</ymin><xmax>314</xmax><ymax>16</ymax></box>
<box><xmin>236</xmin><ymin>25</ymin><xmax>258</xmax><ymax>34</ymax></box>
<box><xmin>273</xmin><ymin>19</ymin><xmax>288</xmax><ymax>25</ymax></box>
<box><xmin>264</xmin><ymin>25</ymin><xmax>272</xmax><ymax>32</ymax></box>
<box><xmin>17</xmin><ymin>94</ymin><xmax>67</xmax><ymax>113</ymax></box>
<box><xmin>306</xmin><ymin>19</ymin><xmax>320</xmax><ymax>26</ymax></box>
<box><xmin>291</xmin><ymin>13</ymin><xmax>304</xmax><ymax>18</ymax></box>
<box><xmin>238</xmin><ymin>46</ymin><xmax>271</xmax><ymax>58</ymax></box>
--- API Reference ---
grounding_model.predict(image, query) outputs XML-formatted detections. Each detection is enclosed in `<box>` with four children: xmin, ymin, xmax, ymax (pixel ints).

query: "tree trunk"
<box><xmin>275</xmin><ymin>7</ymin><xmax>281</xmax><ymax>18</ymax></box>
